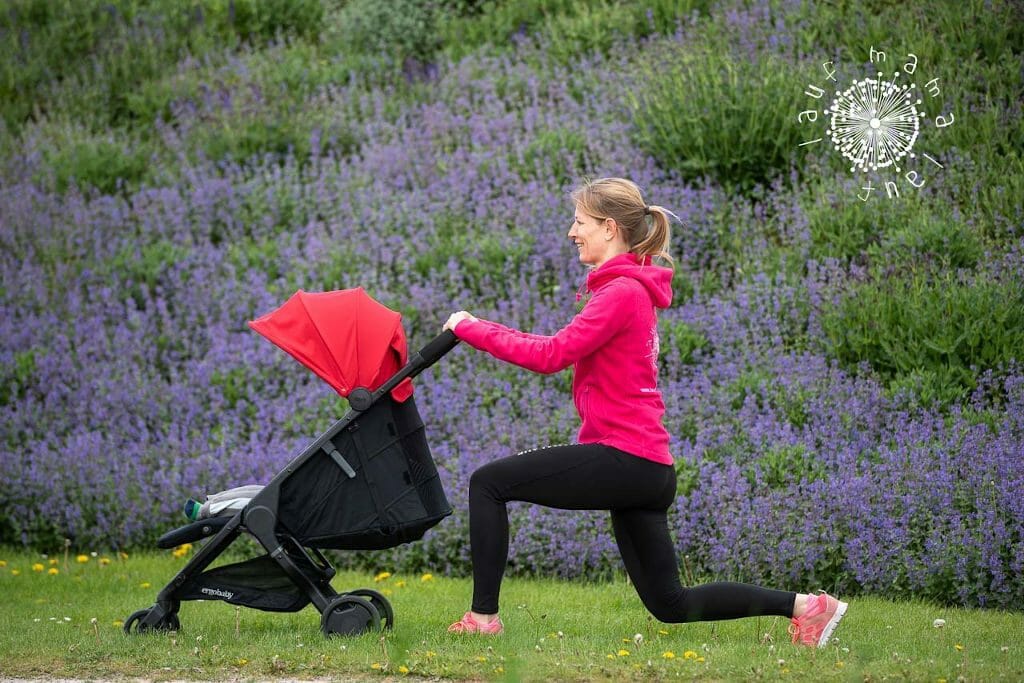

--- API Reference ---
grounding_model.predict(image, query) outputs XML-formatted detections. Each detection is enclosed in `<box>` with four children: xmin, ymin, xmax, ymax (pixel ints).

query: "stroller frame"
<box><xmin>124</xmin><ymin>331</ymin><xmax>459</xmax><ymax>637</ymax></box>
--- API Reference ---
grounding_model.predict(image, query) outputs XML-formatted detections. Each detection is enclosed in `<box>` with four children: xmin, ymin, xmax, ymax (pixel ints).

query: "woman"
<box><xmin>442</xmin><ymin>178</ymin><xmax>847</xmax><ymax>647</ymax></box>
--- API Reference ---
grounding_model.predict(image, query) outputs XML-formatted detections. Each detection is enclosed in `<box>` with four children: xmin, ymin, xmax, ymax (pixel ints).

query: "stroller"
<box><xmin>124</xmin><ymin>289</ymin><xmax>457</xmax><ymax>637</ymax></box>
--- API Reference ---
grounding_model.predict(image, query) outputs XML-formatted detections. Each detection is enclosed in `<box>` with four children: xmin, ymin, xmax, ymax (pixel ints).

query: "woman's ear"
<box><xmin>604</xmin><ymin>217</ymin><xmax>618</xmax><ymax>242</ymax></box>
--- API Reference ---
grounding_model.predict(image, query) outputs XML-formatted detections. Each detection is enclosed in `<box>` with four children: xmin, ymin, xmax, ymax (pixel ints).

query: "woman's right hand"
<box><xmin>443</xmin><ymin>310</ymin><xmax>476</xmax><ymax>332</ymax></box>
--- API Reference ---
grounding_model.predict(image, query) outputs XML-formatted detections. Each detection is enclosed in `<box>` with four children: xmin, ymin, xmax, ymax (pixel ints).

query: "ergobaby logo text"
<box><xmin>200</xmin><ymin>587</ymin><xmax>235</xmax><ymax>599</ymax></box>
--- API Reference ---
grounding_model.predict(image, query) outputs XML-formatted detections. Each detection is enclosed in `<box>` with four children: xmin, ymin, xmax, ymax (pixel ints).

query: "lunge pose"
<box><xmin>443</xmin><ymin>178</ymin><xmax>846</xmax><ymax>646</ymax></box>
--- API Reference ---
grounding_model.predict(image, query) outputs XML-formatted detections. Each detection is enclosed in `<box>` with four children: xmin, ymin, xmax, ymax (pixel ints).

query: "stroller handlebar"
<box><xmin>415</xmin><ymin>329</ymin><xmax>460</xmax><ymax>367</ymax></box>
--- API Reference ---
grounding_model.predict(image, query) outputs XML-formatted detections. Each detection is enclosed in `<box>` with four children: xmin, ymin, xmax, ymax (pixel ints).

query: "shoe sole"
<box><xmin>816</xmin><ymin>600</ymin><xmax>848</xmax><ymax>648</ymax></box>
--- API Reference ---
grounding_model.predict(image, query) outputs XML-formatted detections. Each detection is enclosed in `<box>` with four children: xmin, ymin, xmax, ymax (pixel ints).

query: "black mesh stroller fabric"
<box><xmin>178</xmin><ymin>555</ymin><xmax>310</xmax><ymax>612</ymax></box>
<box><xmin>277</xmin><ymin>394</ymin><xmax>451</xmax><ymax>549</ymax></box>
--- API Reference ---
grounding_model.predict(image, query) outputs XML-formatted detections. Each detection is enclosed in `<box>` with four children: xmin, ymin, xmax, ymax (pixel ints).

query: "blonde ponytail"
<box><xmin>633</xmin><ymin>205</ymin><xmax>673</xmax><ymax>265</ymax></box>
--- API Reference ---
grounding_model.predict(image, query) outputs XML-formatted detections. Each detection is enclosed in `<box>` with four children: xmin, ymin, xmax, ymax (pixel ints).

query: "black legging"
<box><xmin>468</xmin><ymin>443</ymin><xmax>796</xmax><ymax>620</ymax></box>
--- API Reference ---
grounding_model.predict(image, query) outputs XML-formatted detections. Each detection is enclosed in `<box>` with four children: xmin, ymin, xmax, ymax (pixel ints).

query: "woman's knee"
<box><xmin>638</xmin><ymin>585</ymin><xmax>690</xmax><ymax>624</ymax></box>
<box><xmin>469</xmin><ymin>461</ymin><xmax>505</xmax><ymax>501</ymax></box>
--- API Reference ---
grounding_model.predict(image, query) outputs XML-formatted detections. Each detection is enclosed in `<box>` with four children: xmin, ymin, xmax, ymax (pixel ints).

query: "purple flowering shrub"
<box><xmin>1</xmin><ymin>1</ymin><xmax>1022</xmax><ymax>608</ymax></box>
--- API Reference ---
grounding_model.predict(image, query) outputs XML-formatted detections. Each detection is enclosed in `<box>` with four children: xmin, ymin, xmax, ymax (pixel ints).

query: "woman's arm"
<box><xmin>449</xmin><ymin>281</ymin><xmax>639</xmax><ymax>374</ymax></box>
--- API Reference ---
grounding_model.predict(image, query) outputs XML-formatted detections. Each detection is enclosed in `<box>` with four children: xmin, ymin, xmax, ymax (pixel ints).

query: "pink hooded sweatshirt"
<box><xmin>452</xmin><ymin>252</ymin><xmax>674</xmax><ymax>465</ymax></box>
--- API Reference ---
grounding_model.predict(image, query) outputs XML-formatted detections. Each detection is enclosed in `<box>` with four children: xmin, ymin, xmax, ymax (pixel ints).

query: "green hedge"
<box><xmin>0</xmin><ymin>0</ymin><xmax>324</xmax><ymax>134</ymax></box>
<box><xmin>628</xmin><ymin>43</ymin><xmax>807</xmax><ymax>193</ymax></box>
<box><xmin>820</xmin><ymin>267</ymin><xmax>1024</xmax><ymax>405</ymax></box>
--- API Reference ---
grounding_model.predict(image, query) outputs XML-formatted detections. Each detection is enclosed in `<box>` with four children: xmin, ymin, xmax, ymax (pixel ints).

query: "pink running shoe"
<box><xmin>447</xmin><ymin>612</ymin><xmax>504</xmax><ymax>635</ymax></box>
<box><xmin>789</xmin><ymin>592</ymin><xmax>848</xmax><ymax>647</ymax></box>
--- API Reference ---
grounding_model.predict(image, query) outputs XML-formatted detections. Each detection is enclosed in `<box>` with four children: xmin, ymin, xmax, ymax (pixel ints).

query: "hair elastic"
<box><xmin>643</xmin><ymin>205</ymin><xmax>651</xmax><ymax>216</ymax></box>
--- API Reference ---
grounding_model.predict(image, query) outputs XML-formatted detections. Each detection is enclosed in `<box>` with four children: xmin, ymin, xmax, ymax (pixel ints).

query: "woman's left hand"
<box><xmin>443</xmin><ymin>311</ymin><xmax>476</xmax><ymax>332</ymax></box>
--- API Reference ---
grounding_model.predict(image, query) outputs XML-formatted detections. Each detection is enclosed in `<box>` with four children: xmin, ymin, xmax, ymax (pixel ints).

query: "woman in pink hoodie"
<box><xmin>442</xmin><ymin>178</ymin><xmax>846</xmax><ymax>647</ymax></box>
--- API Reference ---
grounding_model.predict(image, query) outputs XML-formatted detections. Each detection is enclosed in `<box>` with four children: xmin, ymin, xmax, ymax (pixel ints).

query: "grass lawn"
<box><xmin>1</xmin><ymin>548</ymin><xmax>1021</xmax><ymax>681</ymax></box>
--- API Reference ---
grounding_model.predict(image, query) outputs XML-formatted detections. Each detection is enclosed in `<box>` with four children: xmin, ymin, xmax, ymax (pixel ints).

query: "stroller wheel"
<box><xmin>123</xmin><ymin>607</ymin><xmax>180</xmax><ymax>634</ymax></box>
<box><xmin>344</xmin><ymin>589</ymin><xmax>394</xmax><ymax>630</ymax></box>
<box><xmin>320</xmin><ymin>595</ymin><xmax>381</xmax><ymax>637</ymax></box>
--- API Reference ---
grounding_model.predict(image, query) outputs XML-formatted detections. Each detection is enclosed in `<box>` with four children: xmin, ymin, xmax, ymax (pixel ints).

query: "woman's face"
<box><xmin>568</xmin><ymin>205</ymin><xmax>613</xmax><ymax>267</ymax></box>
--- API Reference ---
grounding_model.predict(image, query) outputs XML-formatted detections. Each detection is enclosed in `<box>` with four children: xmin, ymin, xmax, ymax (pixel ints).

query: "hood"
<box><xmin>584</xmin><ymin>252</ymin><xmax>673</xmax><ymax>308</ymax></box>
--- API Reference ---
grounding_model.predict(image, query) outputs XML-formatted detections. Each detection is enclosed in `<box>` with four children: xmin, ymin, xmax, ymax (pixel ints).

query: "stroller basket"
<box><xmin>178</xmin><ymin>554</ymin><xmax>312</xmax><ymax>612</ymax></box>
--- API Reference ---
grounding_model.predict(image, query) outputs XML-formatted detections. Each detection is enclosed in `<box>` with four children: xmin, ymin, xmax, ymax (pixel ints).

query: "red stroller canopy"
<box><xmin>248</xmin><ymin>288</ymin><xmax>413</xmax><ymax>402</ymax></box>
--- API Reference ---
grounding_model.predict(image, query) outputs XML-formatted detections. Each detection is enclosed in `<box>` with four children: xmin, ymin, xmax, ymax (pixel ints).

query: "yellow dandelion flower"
<box><xmin>11</xmin><ymin>569</ymin><xmax>20</xmax><ymax>576</ymax></box>
<box><xmin>48</xmin><ymin>567</ymin><xmax>59</xmax><ymax>575</ymax></box>
<box><xmin>662</xmin><ymin>651</ymin><xmax>676</xmax><ymax>659</ymax></box>
<box><xmin>113</xmin><ymin>620</ymin><xmax>123</xmax><ymax>626</ymax></box>
<box><xmin>374</xmin><ymin>571</ymin><xmax>391</xmax><ymax>582</ymax></box>
<box><xmin>99</xmin><ymin>557</ymin><xmax>111</xmax><ymax>566</ymax></box>
<box><xmin>395</xmin><ymin>580</ymin><xmax>406</xmax><ymax>588</ymax></box>
<box><xmin>32</xmin><ymin>563</ymin><xmax>44</xmax><ymax>572</ymax></box>
<box><xmin>370</xmin><ymin>662</ymin><xmax>382</xmax><ymax>670</ymax></box>
<box><xmin>606</xmin><ymin>654</ymin><xmax>615</xmax><ymax>660</ymax></box>
<box><xmin>475</xmin><ymin>656</ymin><xmax>487</xmax><ymax>662</ymax></box>
<box><xmin>658</xmin><ymin>629</ymin><xmax>669</xmax><ymax>635</ymax></box>
<box><xmin>955</xmin><ymin>644</ymin><xmax>964</xmax><ymax>651</ymax></box>
<box><xmin>782</xmin><ymin>667</ymin><xmax>790</xmax><ymax>673</ymax></box>
<box><xmin>420</xmin><ymin>573</ymin><xmax>434</xmax><ymax>582</ymax></box>
<box><xmin>398</xmin><ymin>665</ymin><xmax>409</xmax><ymax>674</ymax></box>
<box><xmin>48</xmin><ymin>558</ymin><xmax>58</xmax><ymax>566</ymax></box>
<box><xmin>683</xmin><ymin>650</ymin><xmax>698</xmax><ymax>660</ymax></box>
<box><xmin>0</xmin><ymin>560</ymin><xmax>6</xmax><ymax>568</ymax></box>
<box><xmin>617</xmin><ymin>649</ymin><xmax>630</xmax><ymax>657</ymax></box>
<box><xmin>118</xmin><ymin>552</ymin><xmax>129</xmax><ymax>560</ymax></box>
<box><xmin>140</xmin><ymin>581</ymin><xmax>151</xmax><ymax>589</ymax></box>
<box><xmin>76</xmin><ymin>554</ymin><xmax>89</xmax><ymax>563</ymax></box>
<box><xmin>425</xmin><ymin>651</ymin><xmax>436</xmax><ymax>658</ymax></box>
<box><xmin>494</xmin><ymin>666</ymin><xmax>504</xmax><ymax>673</ymax></box>
<box><xmin>236</xmin><ymin>658</ymin><xmax>248</xmax><ymax>666</ymax></box>
<box><xmin>697</xmin><ymin>656</ymin><xmax>705</xmax><ymax>663</ymax></box>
